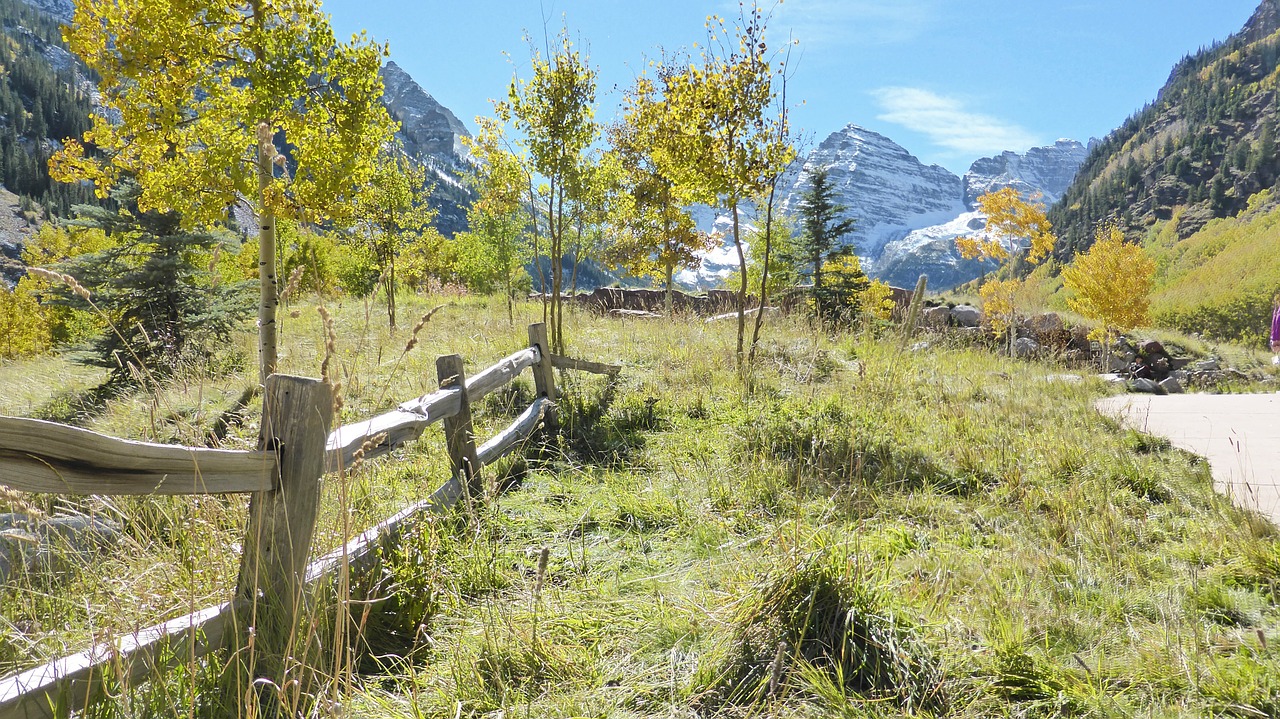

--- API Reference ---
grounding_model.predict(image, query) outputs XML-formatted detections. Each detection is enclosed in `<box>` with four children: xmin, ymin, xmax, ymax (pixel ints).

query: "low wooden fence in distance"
<box><xmin>0</xmin><ymin>322</ymin><xmax>618</xmax><ymax>719</ymax></box>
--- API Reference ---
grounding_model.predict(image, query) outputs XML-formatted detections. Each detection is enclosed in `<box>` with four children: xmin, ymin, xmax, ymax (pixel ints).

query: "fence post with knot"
<box><xmin>437</xmin><ymin>354</ymin><xmax>481</xmax><ymax>499</ymax></box>
<box><xmin>527</xmin><ymin>322</ymin><xmax>559</xmax><ymax>435</ymax></box>
<box><xmin>232</xmin><ymin>374</ymin><xmax>334</xmax><ymax>696</ymax></box>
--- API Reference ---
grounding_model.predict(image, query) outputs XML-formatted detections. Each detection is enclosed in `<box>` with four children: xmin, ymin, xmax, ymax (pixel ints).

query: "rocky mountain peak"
<box><xmin>1245</xmin><ymin>0</ymin><xmax>1280</xmax><ymax>43</ymax></box>
<box><xmin>17</xmin><ymin>0</ymin><xmax>72</xmax><ymax>22</ymax></box>
<box><xmin>963</xmin><ymin>139</ymin><xmax>1088</xmax><ymax>208</ymax></box>
<box><xmin>781</xmin><ymin>124</ymin><xmax>965</xmax><ymax>257</ymax></box>
<box><xmin>380</xmin><ymin>61</ymin><xmax>471</xmax><ymax>166</ymax></box>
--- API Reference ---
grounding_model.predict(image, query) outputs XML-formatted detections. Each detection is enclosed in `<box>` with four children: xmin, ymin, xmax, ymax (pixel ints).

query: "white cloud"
<box><xmin>766</xmin><ymin>0</ymin><xmax>937</xmax><ymax>46</ymax></box>
<box><xmin>871</xmin><ymin>87</ymin><xmax>1042</xmax><ymax>156</ymax></box>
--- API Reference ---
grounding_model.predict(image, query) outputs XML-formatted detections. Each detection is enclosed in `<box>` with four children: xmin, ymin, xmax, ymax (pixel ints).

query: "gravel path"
<box><xmin>1097</xmin><ymin>392</ymin><xmax>1280</xmax><ymax>521</ymax></box>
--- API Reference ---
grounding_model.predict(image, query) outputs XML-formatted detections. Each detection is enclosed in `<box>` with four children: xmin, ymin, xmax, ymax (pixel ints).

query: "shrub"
<box><xmin>693</xmin><ymin>543</ymin><xmax>944</xmax><ymax>712</ymax></box>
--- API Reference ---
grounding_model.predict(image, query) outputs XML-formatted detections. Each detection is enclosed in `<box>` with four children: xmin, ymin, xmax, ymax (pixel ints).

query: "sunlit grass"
<box><xmin>2</xmin><ymin>293</ymin><xmax>1279</xmax><ymax>717</ymax></box>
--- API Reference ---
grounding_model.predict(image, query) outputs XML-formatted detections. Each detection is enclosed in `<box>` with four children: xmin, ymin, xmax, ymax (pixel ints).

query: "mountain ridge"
<box><xmin>1049</xmin><ymin>0</ymin><xmax>1280</xmax><ymax>258</ymax></box>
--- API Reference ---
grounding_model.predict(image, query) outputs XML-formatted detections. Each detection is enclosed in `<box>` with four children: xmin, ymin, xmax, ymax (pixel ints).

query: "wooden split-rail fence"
<box><xmin>0</xmin><ymin>323</ymin><xmax>619</xmax><ymax>719</ymax></box>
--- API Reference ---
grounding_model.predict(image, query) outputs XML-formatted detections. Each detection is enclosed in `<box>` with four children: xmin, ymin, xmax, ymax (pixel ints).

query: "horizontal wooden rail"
<box><xmin>0</xmin><ymin>417</ymin><xmax>277</xmax><ymax>495</ymax></box>
<box><xmin>305</xmin><ymin>477</ymin><xmax>464</xmax><ymax>584</ymax></box>
<box><xmin>325</xmin><ymin>346</ymin><xmax>540</xmax><ymax>472</ymax></box>
<box><xmin>466</xmin><ymin>347</ymin><xmax>539</xmax><ymax>403</ymax></box>
<box><xmin>550</xmin><ymin>354</ymin><xmax>621</xmax><ymax>376</ymax></box>
<box><xmin>476</xmin><ymin>398</ymin><xmax>550</xmax><ymax>467</ymax></box>
<box><xmin>0</xmin><ymin>599</ymin><xmax>242</xmax><ymax>719</ymax></box>
<box><xmin>325</xmin><ymin>388</ymin><xmax>462</xmax><ymax>471</ymax></box>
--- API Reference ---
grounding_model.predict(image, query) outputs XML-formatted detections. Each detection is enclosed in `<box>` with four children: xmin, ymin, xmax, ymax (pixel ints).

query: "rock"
<box><xmin>1098</xmin><ymin>373</ymin><xmax>1127</xmax><ymax>383</ymax></box>
<box><xmin>705</xmin><ymin>307</ymin><xmax>776</xmax><ymax>323</ymax></box>
<box><xmin>0</xmin><ymin>514</ymin><xmax>120</xmax><ymax>584</ymax></box>
<box><xmin>922</xmin><ymin>306</ymin><xmax>951</xmax><ymax>329</ymax></box>
<box><xmin>1192</xmin><ymin>359</ymin><xmax>1220</xmax><ymax>372</ymax></box>
<box><xmin>910</xmin><ymin>341</ymin><xmax>931</xmax><ymax>352</ymax></box>
<box><xmin>1013</xmin><ymin>337</ymin><xmax>1040</xmax><ymax>358</ymax></box>
<box><xmin>609</xmin><ymin>309</ymin><xmax>663</xmax><ymax>319</ymax></box>
<box><xmin>0</xmin><ymin>529</ymin><xmax>39</xmax><ymax>585</ymax></box>
<box><xmin>951</xmin><ymin>304</ymin><xmax>981</xmax><ymax>328</ymax></box>
<box><xmin>1069</xmin><ymin>325</ymin><xmax>1092</xmax><ymax>350</ymax></box>
<box><xmin>1140</xmin><ymin>340</ymin><xmax>1166</xmax><ymax>356</ymax></box>
<box><xmin>1159</xmin><ymin>377</ymin><xmax>1184</xmax><ymax>394</ymax></box>
<box><xmin>1129</xmin><ymin>378</ymin><xmax>1162</xmax><ymax>394</ymax></box>
<box><xmin>1026</xmin><ymin>313</ymin><xmax>1064</xmax><ymax>335</ymax></box>
<box><xmin>38</xmin><ymin>516</ymin><xmax>121</xmax><ymax>562</ymax></box>
<box><xmin>1045</xmin><ymin>374</ymin><xmax>1084</xmax><ymax>383</ymax></box>
<box><xmin>1107</xmin><ymin>355</ymin><xmax>1129</xmax><ymax>373</ymax></box>
<box><xmin>1115</xmin><ymin>337</ymin><xmax>1137</xmax><ymax>361</ymax></box>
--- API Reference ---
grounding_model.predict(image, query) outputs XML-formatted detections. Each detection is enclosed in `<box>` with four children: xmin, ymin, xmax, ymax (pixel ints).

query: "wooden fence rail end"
<box><xmin>0</xmin><ymin>600</ymin><xmax>241</xmax><ymax>719</ymax></box>
<box><xmin>476</xmin><ymin>398</ymin><xmax>549</xmax><ymax>467</ymax></box>
<box><xmin>0</xmin><ymin>417</ymin><xmax>276</xmax><ymax>496</ymax></box>
<box><xmin>549</xmin><ymin>354</ymin><xmax>621</xmax><ymax>377</ymax></box>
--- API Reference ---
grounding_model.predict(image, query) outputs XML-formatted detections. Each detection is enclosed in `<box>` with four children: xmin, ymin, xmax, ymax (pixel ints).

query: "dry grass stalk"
<box><xmin>28</xmin><ymin>266</ymin><xmax>91</xmax><ymax>301</ymax></box>
<box><xmin>404</xmin><ymin>304</ymin><xmax>447</xmax><ymax>354</ymax></box>
<box><xmin>318</xmin><ymin>305</ymin><xmax>344</xmax><ymax>416</ymax></box>
<box><xmin>280</xmin><ymin>266</ymin><xmax>306</xmax><ymax>306</ymax></box>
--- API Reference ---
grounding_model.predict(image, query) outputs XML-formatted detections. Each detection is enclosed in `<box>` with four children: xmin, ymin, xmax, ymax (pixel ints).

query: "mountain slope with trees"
<box><xmin>1049</xmin><ymin>0</ymin><xmax>1280</xmax><ymax>257</ymax></box>
<box><xmin>0</xmin><ymin>0</ymin><xmax>98</xmax><ymax>218</ymax></box>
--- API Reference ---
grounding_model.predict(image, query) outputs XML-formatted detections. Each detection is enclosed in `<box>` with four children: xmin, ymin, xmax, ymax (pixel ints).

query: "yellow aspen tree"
<box><xmin>610</xmin><ymin>82</ymin><xmax>715</xmax><ymax>316</ymax></box>
<box><xmin>660</xmin><ymin>3</ymin><xmax>795</xmax><ymax>364</ymax></box>
<box><xmin>956</xmin><ymin>187</ymin><xmax>1057</xmax><ymax>348</ymax></box>
<box><xmin>499</xmin><ymin>28</ymin><xmax>597</xmax><ymax>355</ymax></box>
<box><xmin>457</xmin><ymin>117</ymin><xmax>531</xmax><ymax>323</ymax></box>
<box><xmin>352</xmin><ymin>144</ymin><xmax>436</xmax><ymax>330</ymax></box>
<box><xmin>49</xmin><ymin>0</ymin><xmax>396</xmax><ymax>384</ymax></box>
<box><xmin>0</xmin><ymin>280</ymin><xmax>50</xmax><ymax>359</ymax></box>
<box><xmin>1062</xmin><ymin>223</ymin><xmax>1156</xmax><ymax>351</ymax></box>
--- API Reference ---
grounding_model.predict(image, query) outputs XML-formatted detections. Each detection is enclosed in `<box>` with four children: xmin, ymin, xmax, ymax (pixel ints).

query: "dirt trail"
<box><xmin>1097</xmin><ymin>392</ymin><xmax>1280</xmax><ymax>521</ymax></box>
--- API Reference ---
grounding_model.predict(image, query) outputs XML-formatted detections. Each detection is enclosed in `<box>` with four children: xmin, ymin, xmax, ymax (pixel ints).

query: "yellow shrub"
<box><xmin>979</xmin><ymin>278</ymin><xmax>1019</xmax><ymax>338</ymax></box>
<box><xmin>859</xmin><ymin>279</ymin><xmax>895</xmax><ymax>321</ymax></box>
<box><xmin>0</xmin><ymin>279</ymin><xmax>51</xmax><ymax>359</ymax></box>
<box><xmin>1063</xmin><ymin>224</ymin><xmax>1155</xmax><ymax>345</ymax></box>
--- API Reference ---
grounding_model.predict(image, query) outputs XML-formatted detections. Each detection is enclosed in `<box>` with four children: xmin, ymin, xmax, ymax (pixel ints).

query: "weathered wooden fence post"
<box><xmin>233</xmin><ymin>374</ymin><xmax>333</xmax><ymax>692</ymax></box>
<box><xmin>528</xmin><ymin>322</ymin><xmax>559</xmax><ymax>435</ymax></box>
<box><xmin>899</xmin><ymin>274</ymin><xmax>928</xmax><ymax>348</ymax></box>
<box><xmin>437</xmin><ymin>354</ymin><xmax>481</xmax><ymax>499</ymax></box>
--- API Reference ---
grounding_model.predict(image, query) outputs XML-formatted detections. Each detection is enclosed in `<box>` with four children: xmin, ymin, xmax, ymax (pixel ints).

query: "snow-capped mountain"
<box><xmin>876</xmin><ymin>139</ymin><xmax>1087</xmax><ymax>288</ymax></box>
<box><xmin>963</xmin><ymin>140</ymin><xmax>1089</xmax><ymax>208</ymax></box>
<box><xmin>687</xmin><ymin>127</ymin><xmax>1088</xmax><ymax>290</ymax></box>
<box><xmin>379</xmin><ymin>61</ymin><xmax>475</xmax><ymax>236</ymax></box>
<box><xmin>780</xmin><ymin>125</ymin><xmax>966</xmax><ymax>259</ymax></box>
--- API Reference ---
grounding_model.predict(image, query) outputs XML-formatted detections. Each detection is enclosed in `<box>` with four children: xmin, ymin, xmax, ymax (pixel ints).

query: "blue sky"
<box><xmin>321</xmin><ymin>0</ymin><xmax>1261</xmax><ymax>174</ymax></box>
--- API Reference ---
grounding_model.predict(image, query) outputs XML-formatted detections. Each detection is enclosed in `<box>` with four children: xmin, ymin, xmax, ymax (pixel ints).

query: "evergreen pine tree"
<box><xmin>791</xmin><ymin>165</ymin><xmax>857</xmax><ymax>315</ymax></box>
<box><xmin>56</xmin><ymin>181</ymin><xmax>253</xmax><ymax>384</ymax></box>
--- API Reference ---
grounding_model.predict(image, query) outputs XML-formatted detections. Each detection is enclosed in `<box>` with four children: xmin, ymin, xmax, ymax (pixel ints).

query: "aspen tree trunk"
<box><xmin>665</xmin><ymin>261</ymin><xmax>675</xmax><ymax>317</ymax></box>
<box><xmin>749</xmin><ymin>183</ymin><xmax>778</xmax><ymax>363</ymax></box>
<box><xmin>528</xmin><ymin>173</ymin><xmax>547</xmax><ymax>326</ymax></box>
<box><xmin>732</xmin><ymin>201</ymin><xmax>748</xmax><ymax>364</ymax></box>
<box><xmin>552</xmin><ymin>186</ymin><xmax>565</xmax><ymax>355</ymax></box>
<box><xmin>256</xmin><ymin>123</ymin><xmax>278</xmax><ymax>386</ymax></box>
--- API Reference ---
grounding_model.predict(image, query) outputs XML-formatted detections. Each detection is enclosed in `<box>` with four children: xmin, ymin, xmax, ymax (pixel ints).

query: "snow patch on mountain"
<box><xmin>685</xmin><ymin>128</ymin><xmax>1088</xmax><ymax>290</ymax></box>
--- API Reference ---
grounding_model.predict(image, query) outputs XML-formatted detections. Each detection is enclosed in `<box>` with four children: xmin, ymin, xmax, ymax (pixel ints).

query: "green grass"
<box><xmin>1142</xmin><ymin>195</ymin><xmax>1280</xmax><ymax>348</ymax></box>
<box><xmin>3</xmin><ymin>293</ymin><xmax>1280</xmax><ymax>717</ymax></box>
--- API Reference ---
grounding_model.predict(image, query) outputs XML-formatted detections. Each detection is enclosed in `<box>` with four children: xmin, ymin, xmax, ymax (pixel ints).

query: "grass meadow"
<box><xmin>2</xmin><ymin>292</ymin><xmax>1280</xmax><ymax>717</ymax></box>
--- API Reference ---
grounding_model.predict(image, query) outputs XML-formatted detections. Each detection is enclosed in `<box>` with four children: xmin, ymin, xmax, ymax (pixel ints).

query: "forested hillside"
<box><xmin>1050</xmin><ymin>0</ymin><xmax>1280</xmax><ymax>257</ymax></box>
<box><xmin>0</xmin><ymin>0</ymin><xmax>97</xmax><ymax>218</ymax></box>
